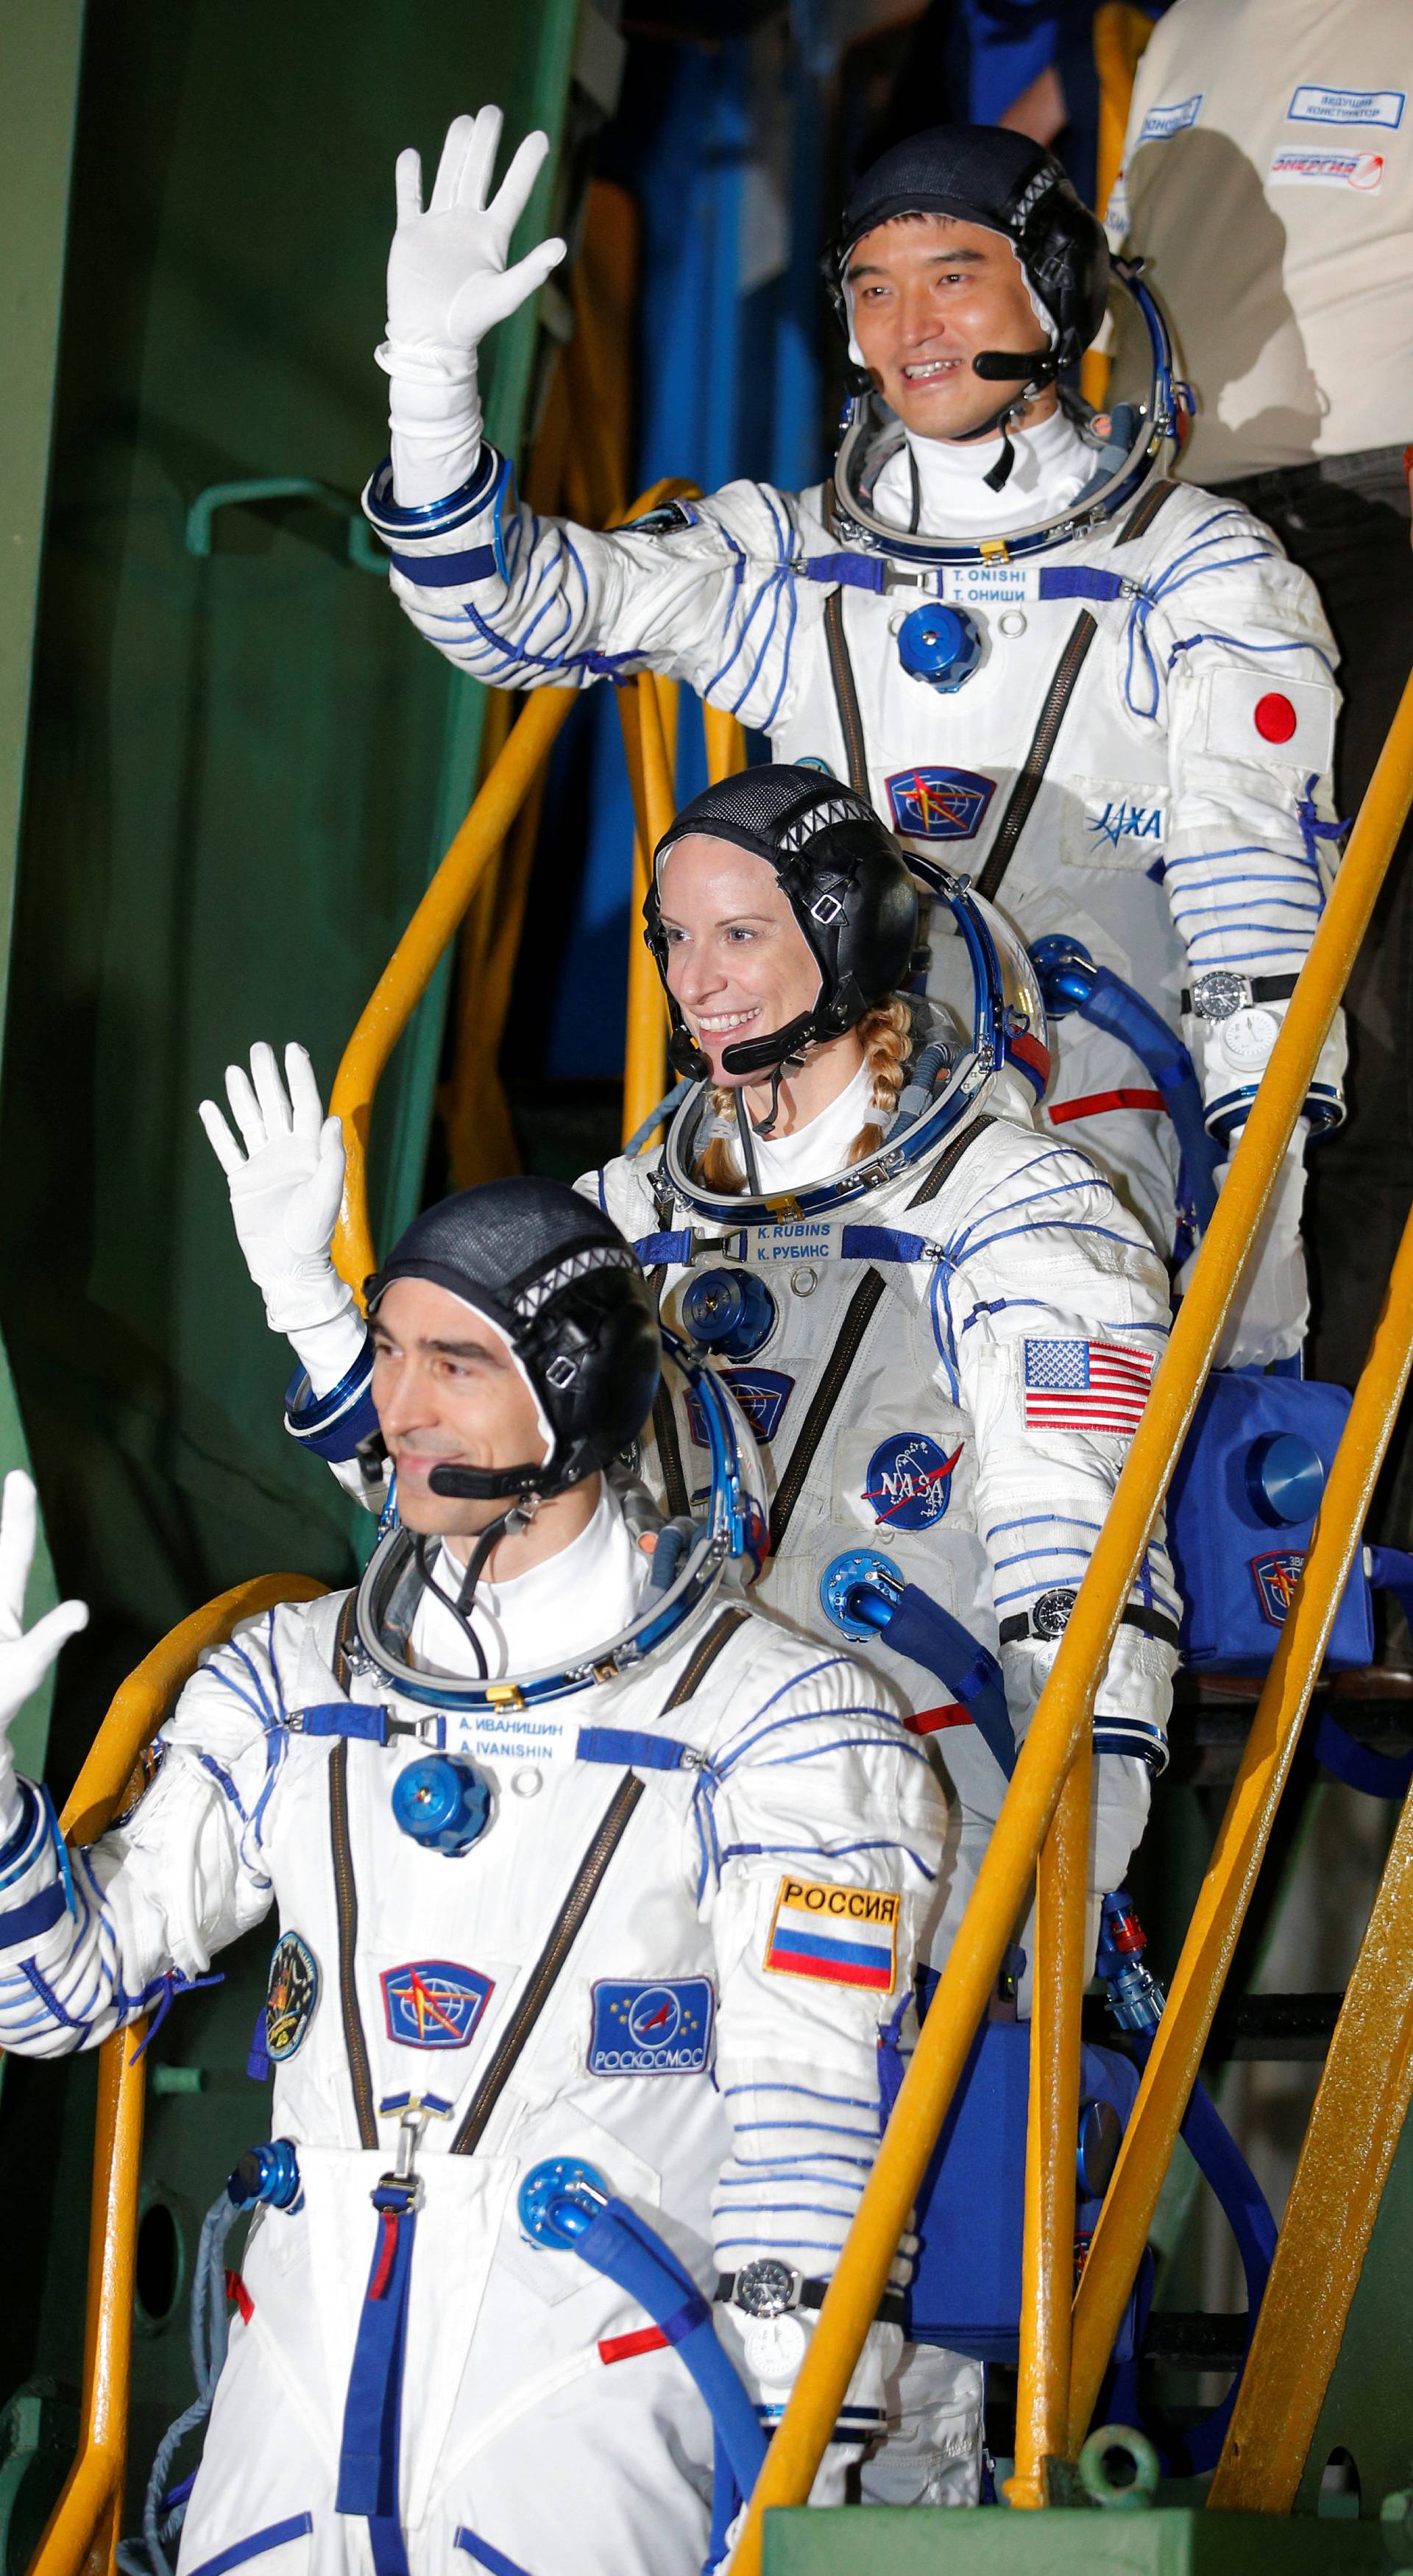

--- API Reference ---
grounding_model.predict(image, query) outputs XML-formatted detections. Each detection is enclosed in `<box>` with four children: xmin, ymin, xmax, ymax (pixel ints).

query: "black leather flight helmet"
<box><xmin>829</xmin><ymin>122</ymin><xmax>1109</xmax><ymax>398</ymax></box>
<box><xmin>365</xmin><ymin>1177</ymin><xmax>660</xmax><ymax>1506</ymax></box>
<box><xmin>642</xmin><ymin>765</ymin><xmax>920</xmax><ymax>1085</ymax></box>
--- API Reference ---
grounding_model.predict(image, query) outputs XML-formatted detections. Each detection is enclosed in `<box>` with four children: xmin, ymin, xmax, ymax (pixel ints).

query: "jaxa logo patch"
<box><xmin>887</xmin><ymin>766</ymin><xmax>995</xmax><ymax>842</ymax></box>
<box><xmin>863</xmin><ymin>1433</ymin><xmax>963</xmax><ymax>1531</ymax></box>
<box><xmin>265</xmin><ymin>1931</ymin><xmax>319</xmax><ymax>2062</ymax></box>
<box><xmin>381</xmin><ymin>1959</ymin><xmax>494</xmax><ymax>2049</ymax></box>
<box><xmin>685</xmin><ymin>1368</ymin><xmax>795</xmax><ymax>1445</ymax></box>
<box><xmin>1251</xmin><ymin>1549</ymin><xmax>1305</xmax><ymax>1628</ymax></box>
<box><xmin>587</xmin><ymin>1978</ymin><xmax>715</xmax><ymax>2077</ymax></box>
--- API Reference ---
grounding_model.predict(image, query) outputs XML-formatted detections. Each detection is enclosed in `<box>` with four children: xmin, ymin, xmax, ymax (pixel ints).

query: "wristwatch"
<box><xmin>1182</xmin><ymin>969</ymin><xmax>1298</xmax><ymax>1022</ymax></box>
<box><xmin>717</xmin><ymin>2260</ymin><xmax>907</xmax><ymax>2327</ymax></box>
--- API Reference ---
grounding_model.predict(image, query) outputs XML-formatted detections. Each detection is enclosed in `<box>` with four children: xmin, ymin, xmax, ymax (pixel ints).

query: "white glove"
<box><xmin>0</xmin><ymin>1471</ymin><xmax>88</xmax><ymax>1839</ymax></box>
<box><xmin>1182</xmin><ymin>1136</ymin><xmax>1308</xmax><ymax>1368</ymax></box>
<box><xmin>199</xmin><ymin>1045</ymin><xmax>366</xmax><ymax>1395</ymax></box>
<box><xmin>380</xmin><ymin>107</ymin><xmax>565</xmax><ymax>507</ymax></box>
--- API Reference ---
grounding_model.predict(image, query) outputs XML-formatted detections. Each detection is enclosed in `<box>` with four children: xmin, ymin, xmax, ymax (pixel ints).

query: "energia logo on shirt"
<box><xmin>765</xmin><ymin>1876</ymin><xmax>900</xmax><ymax>1992</ymax></box>
<box><xmin>1269</xmin><ymin>147</ymin><xmax>1385</xmax><ymax>190</ymax></box>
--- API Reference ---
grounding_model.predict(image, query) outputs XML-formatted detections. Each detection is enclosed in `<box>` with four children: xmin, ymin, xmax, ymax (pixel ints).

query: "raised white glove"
<box><xmin>380</xmin><ymin>107</ymin><xmax>565</xmax><ymax>507</ymax></box>
<box><xmin>0</xmin><ymin>1471</ymin><xmax>88</xmax><ymax>1838</ymax></box>
<box><xmin>1181</xmin><ymin>1138</ymin><xmax>1308</xmax><ymax>1368</ymax></box>
<box><xmin>199</xmin><ymin>1044</ymin><xmax>361</xmax><ymax>1384</ymax></box>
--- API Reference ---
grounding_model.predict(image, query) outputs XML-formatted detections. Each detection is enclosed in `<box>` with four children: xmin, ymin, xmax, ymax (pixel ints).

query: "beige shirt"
<box><xmin>1108</xmin><ymin>0</ymin><xmax>1413</xmax><ymax>479</ymax></box>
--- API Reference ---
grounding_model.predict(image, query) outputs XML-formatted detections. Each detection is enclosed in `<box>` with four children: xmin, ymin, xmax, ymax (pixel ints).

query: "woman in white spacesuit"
<box><xmin>0</xmin><ymin>1178</ymin><xmax>944</xmax><ymax>2576</ymax></box>
<box><xmin>208</xmin><ymin>767</ymin><xmax>1178</xmax><ymax>2509</ymax></box>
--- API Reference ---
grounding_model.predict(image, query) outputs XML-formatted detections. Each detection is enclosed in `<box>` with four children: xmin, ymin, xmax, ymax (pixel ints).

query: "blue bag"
<box><xmin>888</xmin><ymin>2014</ymin><xmax>1141</xmax><ymax>2363</ymax></box>
<box><xmin>1165</xmin><ymin>1370</ymin><xmax>1373</xmax><ymax>1672</ymax></box>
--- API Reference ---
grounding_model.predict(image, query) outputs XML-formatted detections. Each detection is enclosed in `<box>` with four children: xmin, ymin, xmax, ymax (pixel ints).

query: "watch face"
<box><xmin>1192</xmin><ymin>969</ymin><xmax>1247</xmax><ymax>1022</ymax></box>
<box><xmin>1032</xmin><ymin>1587</ymin><xmax>1078</xmax><ymax>1643</ymax></box>
<box><xmin>736</xmin><ymin>2258</ymin><xmax>797</xmax><ymax>2319</ymax></box>
<box><xmin>743</xmin><ymin>2312</ymin><xmax>809</xmax><ymax>2383</ymax></box>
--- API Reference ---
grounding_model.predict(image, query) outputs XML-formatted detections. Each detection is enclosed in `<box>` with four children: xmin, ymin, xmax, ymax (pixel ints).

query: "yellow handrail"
<box><xmin>1068</xmin><ymin>1193</ymin><xmax>1413</xmax><ymax>2447</ymax></box>
<box><xmin>30</xmin><ymin>1573</ymin><xmax>327</xmax><ymax>2576</ymax></box>
<box><xmin>331</xmin><ymin>479</ymin><xmax>703</xmax><ymax>1288</ymax></box>
<box><xmin>729</xmin><ymin>659</ymin><xmax>1413</xmax><ymax>2574</ymax></box>
<box><xmin>621</xmin><ymin>671</ymin><xmax>679</xmax><ymax>1143</ymax></box>
<box><xmin>1005</xmin><ymin>1735</ymin><xmax>1091</xmax><ymax>2505</ymax></box>
<box><xmin>1082</xmin><ymin>3</ymin><xmax>1155</xmax><ymax>409</ymax></box>
<box><xmin>1204</xmin><ymin>1202</ymin><xmax>1413</xmax><ymax>2508</ymax></box>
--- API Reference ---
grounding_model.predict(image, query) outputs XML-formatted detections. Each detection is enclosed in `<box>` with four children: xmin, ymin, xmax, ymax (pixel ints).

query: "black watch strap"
<box><xmin>999</xmin><ymin>1598</ymin><xmax>1180</xmax><ymax>1652</ymax></box>
<box><xmin>1180</xmin><ymin>971</ymin><xmax>1299</xmax><ymax>1015</ymax></box>
<box><xmin>715</xmin><ymin>2270</ymin><xmax>907</xmax><ymax>2328</ymax></box>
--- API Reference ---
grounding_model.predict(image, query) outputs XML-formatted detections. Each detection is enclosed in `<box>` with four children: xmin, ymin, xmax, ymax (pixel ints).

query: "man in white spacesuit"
<box><xmin>361</xmin><ymin>107</ymin><xmax>1346</xmax><ymax>1364</ymax></box>
<box><xmin>207</xmin><ymin>770</ymin><xmax>1178</xmax><ymax>2507</ymax></box>
<box><xmin>0</xmin><ymin>1179</ymin><xmax>947</xmax><ymax>2576</ymax></box>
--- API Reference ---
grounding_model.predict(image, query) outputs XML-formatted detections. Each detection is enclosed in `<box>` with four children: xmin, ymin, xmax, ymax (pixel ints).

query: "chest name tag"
<box><xmin>765</xmin><ymin>1877</ymin><xmax>899</xmax><ymax>1992</ymax></box>
<box><xmin>587</xmin><ymin>1976</ymin><xmax>716</xmax><ymax>2076</ymax></box>
<box><xmin>381</xmin><ymin>1958</ymin><xmax>494</xmax><ymax>2049</ymax></box>
<box><xmin>445</xmin><ymin>1705</ymin><xmax>576</xmax><ymax>1767</ymax></box>
<box><xmin>1287</xmin><ymin>85</ymin><xmax>1404</xmax><ymax>131</ymax></box>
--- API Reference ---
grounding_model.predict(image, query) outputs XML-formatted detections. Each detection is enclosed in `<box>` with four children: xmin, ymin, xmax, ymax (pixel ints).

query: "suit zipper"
<box><xmin>329</xmin><ymin>1735</ymin><xmax>378</xmax><ymax>2149</ymax></box>
<box><xmin>976</xmin><ymin>609</ymin><xmax>1099</xmax><ymax>906</ymax></box>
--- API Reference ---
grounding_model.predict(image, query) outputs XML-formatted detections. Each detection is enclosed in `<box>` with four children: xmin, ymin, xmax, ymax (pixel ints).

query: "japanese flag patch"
<box><xmin>764</xmin><ymin>1876</ymin><xmax>899</xmax><ymax>1992</ymax></box>
<box><xmin>1200</xmin><ymin>668</ymin><xmax>1336</xmax><ymax>774</ymax></box>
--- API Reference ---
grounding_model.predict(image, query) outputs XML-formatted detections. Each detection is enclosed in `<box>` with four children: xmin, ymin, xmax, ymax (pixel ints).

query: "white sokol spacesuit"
<box><xmin>0</xmin><ymin>1182</ymin><xmax>950</xmax><ymax>2576</ymax></box>
<box><xmin>364</xmin><ymin>115</ymin><xmax>1346</xmax><ymax>1356</ymax></box>
<box><xmin>237</xmin><ymin>778</ymin><xmax>1178</xmax><ymax>2508</ymax></box>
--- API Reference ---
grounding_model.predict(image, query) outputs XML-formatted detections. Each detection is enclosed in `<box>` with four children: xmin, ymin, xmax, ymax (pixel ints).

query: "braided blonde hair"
<box><xmin>695</xmin><ymin>998</ymin><xmax>913</xmax><ymax>1195</ymax></box>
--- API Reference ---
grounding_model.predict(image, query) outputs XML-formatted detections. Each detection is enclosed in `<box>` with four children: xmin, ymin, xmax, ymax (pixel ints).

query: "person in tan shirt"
<box><xmin>1110</xmin><ymin>0</ymin><xmax>1413</xmax><ymax>1410</ymax></box>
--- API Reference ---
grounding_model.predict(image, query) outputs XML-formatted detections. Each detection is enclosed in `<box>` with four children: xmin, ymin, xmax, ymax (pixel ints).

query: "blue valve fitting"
<box><xmin>227</xmin><ymin>2137</ymin><xmax>302</xmax><ymax>2213</ymax></box>
<box><xmin>681</xmin><ymin>1268</ymin><xmax>776</xmax><ymax>1359</ymax></box>
<box><xmin>820</xmin><ymin>1550</ymin><xmax>902</xmax><ymax>1642</ymax></box>
<box><xmin>1244</xmin><ymin>1432</ymin><xmax>1325</xmax><ymax>1530</ymax></box>
<box><xmin>1029</xmin><ymin>934</ymin><xmax>1097</xmax><ymax>1019</ymax></box>
<box><xmin>392</xmin><ymin>1754</ymin><xmax>492</xmax><ymax>1856</ymax></box>
<box><xmin>518</xmin><ymin>2156</ymin><xmax>610</xmax><ymax>2251</ymax></box>
<box><xmin>1096</xmin><ymin>1892</ymin><xmax>1166</xmax><ymax>2036</ymax></box>
<box><xmin>896</xmin><ymin>602</ymin><xmax>983</xmax><ymax>693</ymax></box>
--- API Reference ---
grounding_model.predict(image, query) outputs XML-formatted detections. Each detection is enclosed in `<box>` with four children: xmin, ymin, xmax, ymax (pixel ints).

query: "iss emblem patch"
<box><xmin>863</xmin><ymin>1432</ymin><xmax>962</xmax><ymax>1530</ymax></box>
<box><xmin>264</xmin><ymin>1931</ymin><xmax>319</xmax><ymax>2062</ymax></box>
<box><xmin>380</xmin><ymin>1959</ymin><xmax>494</xmax><ymax>2050</ymax></box>
<box><xmin>587</xmin><ymin>1978</ymin><xmax>715</xmax><ymax>2077</ymax></box>
<box><xmin>1250</xmin><ymin>1549</ymin><xmax>1305</xmax><ymax>1629</ymax></box>
<box><xmin>886</xmin><ymin>765</ymin><xmax>995</xmax><ymax>842</ymax></box>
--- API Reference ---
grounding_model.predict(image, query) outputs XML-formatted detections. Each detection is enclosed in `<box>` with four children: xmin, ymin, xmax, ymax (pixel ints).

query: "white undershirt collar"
<box><xmin>408</xmin><ymin>1477</ymin><xmax>648</xmax><ymax>1680</ymax></box>
<box><xmin>872</xmin><ymin>403</ymin><xmax>1095</xmax><ymax>536</ymax></box>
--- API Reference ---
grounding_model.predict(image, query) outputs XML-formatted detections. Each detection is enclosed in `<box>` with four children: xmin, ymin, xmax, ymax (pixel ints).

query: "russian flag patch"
<box><xmin>763</xmin><ymin>1876</ymin><xmax>900</xmax><ymax>1992</ymax></box>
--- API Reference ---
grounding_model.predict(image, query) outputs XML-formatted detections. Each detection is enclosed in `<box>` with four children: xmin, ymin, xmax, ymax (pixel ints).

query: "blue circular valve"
<box><xmin>1244</xmin><ymin>1432</ymin><xmax>1325</xmax><ymax>1530</ymax></box>
<box><xmin>681</xmin><ymin>1267</ymin><xmax>776</xmax><ymax>1359</ymax></box>
<box><xmin>820</xmin><ymin>1550</ymin><xmax>899</xmax><ymax>1642</ymax></box>
<box><xmin>1029</xmin><ymin>934</ymin><xmax>1096</xmax><ymax>1019</ymax></box>
<box><xmin>518</xmin><ymin>2156</ymin><xmax>609</xmax><ymax>2251</ymax></box>
<box><xmin>227</xmin><ymin>2137</ymin><xmax>302</xmax><ymax>2213</ymax></box>
<box><xmin>896</xmin><ymin>602</ymin><xmax>983</xmax><ymax>693</ymax></box>
<box><xmin>392</xmin><ymin>1754</ymin><xmax>492</xmax><ymax>1855</ymax></box>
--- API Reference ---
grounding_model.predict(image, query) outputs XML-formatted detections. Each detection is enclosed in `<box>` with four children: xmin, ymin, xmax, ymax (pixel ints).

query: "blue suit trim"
<box><xmin>185</xmin><ymin>2516</ymin><xmax>314</xmax><ymax>2576</ymax></box>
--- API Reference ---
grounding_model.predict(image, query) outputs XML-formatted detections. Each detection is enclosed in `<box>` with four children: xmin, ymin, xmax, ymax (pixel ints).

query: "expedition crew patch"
<box><xmin>1251</xmin><ymin>1549</ymin><xmax>1304</xmax><ymax>1629</ymax></box>
<box><xmin>886</xmin><ymin>765</ymin><xmax>995</xmax><ymax>842</ymax></box>
<box><xmin>764</xmin><ymin>1877</ymin><xmax>899</xmax><ymax>1992</ymax></box>
<box><xmin>863</xmin><ymin>1432</ymin><xmax>962</xmax><ymax>1530</ymax></box>
<box><xmin>380</xmin><ymin>1959</ymin><xmax>494</xmax><ymax>2049</ymax></box>
<box><xmin>587</xmin><ymin>1977</ymin><xmax>716</xmax><ymax>2076</ymax></box>
<box><xmin>265</xmin><ymin>1931</ymin><xmax>319</xmax><ymax>2062</ymax></box>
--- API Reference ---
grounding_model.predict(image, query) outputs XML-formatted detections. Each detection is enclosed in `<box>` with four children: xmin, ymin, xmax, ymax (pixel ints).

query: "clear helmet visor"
<box><xmin>913</xmin><ymin>858</ymin><xmax>1049</xmax><ymax>1109</ymax></box>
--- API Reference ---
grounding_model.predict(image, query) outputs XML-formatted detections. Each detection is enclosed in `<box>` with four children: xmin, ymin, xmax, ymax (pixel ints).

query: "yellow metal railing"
<box><xmin>1082</xmin><ymin>2</ymin><xmax>1155</xmax><ymax>411</ymax></box>
<box><xmin>30</xmin><ymin>1574</ymin><xmax>326</xmax><ymax>2576</ymax></box>
<box><xmin>730</xmin><ymin>665</ymin><xmax>1413</xmax><ymax>2571</ymax></box>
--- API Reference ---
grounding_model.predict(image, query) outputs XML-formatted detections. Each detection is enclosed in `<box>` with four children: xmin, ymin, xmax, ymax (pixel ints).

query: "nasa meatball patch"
<box><xmin>264</xmin><ymin>1931</ymin><xmax>319</xmax><ymax>2062</ymax></box>
<box><xmin>587</xmin><ymin>1978</ymin><xmax>716</xmax><ymax>2076</ymax></box>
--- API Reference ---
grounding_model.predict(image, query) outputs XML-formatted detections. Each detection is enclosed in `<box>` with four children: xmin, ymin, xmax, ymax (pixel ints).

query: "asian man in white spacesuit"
<box><xmin>208</xmin><ymin>769</ymin><xmax>1178</xmax><ymax>2510</ymax></box>
<box><xmin>361</xmin><ymin>108</ymin><xmax>1347</xmax><ymax>1365</ymax></box>
<box><xmin>0</xmin><ymin>1180</ymin><xmax>948</xmax><ymax>2576</ymax></box>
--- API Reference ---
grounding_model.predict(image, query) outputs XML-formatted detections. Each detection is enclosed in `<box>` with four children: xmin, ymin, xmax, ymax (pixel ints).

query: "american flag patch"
<box><xmin>1023</xmin><ymin>1340</ymin><xmax>1153</xmax><ymax>1435</ymax></box>
<box><xmin>764</xmin><ymin>1876</ymin><xmax>899</xmax><ymax>1992</ymax></box>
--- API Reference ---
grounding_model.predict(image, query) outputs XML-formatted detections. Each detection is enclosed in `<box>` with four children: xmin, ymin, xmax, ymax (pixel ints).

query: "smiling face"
<box><xmin>656</xmin><ymin>835</ymin><xmax>824</xmax><ymax>1087</ymax></box>
<box><xmin>370</xmin><ymin>1276</ymin><xmax>550</xmax><ymax>1540</ymax></box>
<box><xmin>845</xmin><ymin>211</ymin><xmax>1055</xmax><ymax>441</ymax></box>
